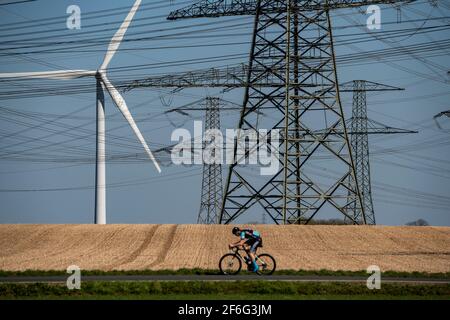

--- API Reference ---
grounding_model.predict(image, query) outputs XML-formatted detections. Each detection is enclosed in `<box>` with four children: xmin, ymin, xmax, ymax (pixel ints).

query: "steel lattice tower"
<box><xmin>224</xmin><ymin>0</ymin><xmax>365</xmax><ymax>225</ymax></box>
<box><xmin>349</xmin><ymin>81</ymin><xmax>375</xmax><ymax>224</ymax></box>
<box><xmin>197</xmin><ymin>97</ymin><xmax>224</xmax><ymax>224</ymax></box>
<box><xmin>167</xmin><ymin>0</ymin><xmax>412</xmax><ymax>225</ymax></box>
<box><xmin>162</xmin><ymin>0</ymin><xmax>417</xmax><ymax>225</ymax></box>
<box><xmin>339</xmin><ymin>80</ymin><xmax>416</xmax><ymax>224</ymax></box>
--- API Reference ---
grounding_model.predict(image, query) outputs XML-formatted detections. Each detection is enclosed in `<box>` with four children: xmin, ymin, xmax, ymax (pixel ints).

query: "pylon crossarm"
<box><xmin>168</xmin><ymin>0</ymin><xmax>415</xmax><ymax>20</ymax></box>
<box><xmin>366</xmin><ymin>118</ymin><xmax>418</xmax><ymax>134</ymax></box>
<box><xmin>340</xmin><ymin>80</ymin><xmax>404</xmax><ymax>92</ymax></box>
<box><xmin>313</xmin><ymin>117</ymin><xmax>418</xmax><ymax>135</ymax></box>
<box><xmin>435</xmin><ymin>111</ymin><xmax>450</xmax><ymax>118</ymax></box>
<box><xmin>434</xmin><ymin>111</ymin><xmax>450</xmax><ymax>130</ymax></box>
<box><xmin>122</xmin><ymin>59</ymin><xmax>367</xmax><ymax>94</ymax></box>
<box><xmin>123</xmin><ymin>64</ymin><xmax>281</xmax><ymax>91</ymax></box>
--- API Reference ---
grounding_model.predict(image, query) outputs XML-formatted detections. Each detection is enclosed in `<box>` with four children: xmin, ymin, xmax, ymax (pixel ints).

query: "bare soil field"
<box><xmin>0</xmin><ymin>225</ymin><xmax>449</xmax><ymax>272</ymax></box>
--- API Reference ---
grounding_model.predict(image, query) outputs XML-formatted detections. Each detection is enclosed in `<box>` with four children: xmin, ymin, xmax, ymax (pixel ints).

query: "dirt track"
<box><xmin>0</xmin><ymin>225</ymin><xmax>449</xmax><ymax>272</ymax></box>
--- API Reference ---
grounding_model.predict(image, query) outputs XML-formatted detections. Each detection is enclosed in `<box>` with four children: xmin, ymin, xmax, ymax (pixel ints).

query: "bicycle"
<box><xmin>219</xmin><ymin>246</ymin><xmax>276</xmax><ymax>275</ymax></box>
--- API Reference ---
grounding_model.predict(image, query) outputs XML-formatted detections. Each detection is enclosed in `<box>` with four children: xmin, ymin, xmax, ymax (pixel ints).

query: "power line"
<box><xmin>0</xmin><ymin>0</ymin><xmax>37</xmax><ymax>6</ymax></box>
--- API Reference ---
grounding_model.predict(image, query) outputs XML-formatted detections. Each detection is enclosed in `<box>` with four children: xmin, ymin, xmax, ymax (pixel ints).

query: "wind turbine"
<box><xmin>0</xmin><ymin>0</ymin><xmax>161</xmax><ymax>224</ymax></box>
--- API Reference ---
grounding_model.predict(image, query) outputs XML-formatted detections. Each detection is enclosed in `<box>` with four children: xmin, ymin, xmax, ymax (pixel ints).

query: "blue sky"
<box><xmin>0</xmin><ymin>0</ymin><xmax>449</xmax><ymax>225</ymax></box>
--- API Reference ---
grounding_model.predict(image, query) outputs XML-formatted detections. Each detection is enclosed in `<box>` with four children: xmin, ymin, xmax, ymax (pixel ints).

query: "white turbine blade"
<box><xmin>101</xmin><ymin>75</ymin><xmax>162</xmax><ymax>173</ymax></box>
<box><xmin>100</xmin><ymin>0</ymin><xmax>142</xmax><ymax>71</ymax></box>
<box><xmin>0</xmin><ymin>70</ymin><xmax>96</xmax><ymax>80</ymax></box>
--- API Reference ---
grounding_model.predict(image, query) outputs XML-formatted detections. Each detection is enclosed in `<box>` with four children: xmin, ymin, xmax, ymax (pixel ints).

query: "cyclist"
<box><xmin>229</xmin><ymin>227</ymin><xmax>262</xmax><ymax>272</ymax></box>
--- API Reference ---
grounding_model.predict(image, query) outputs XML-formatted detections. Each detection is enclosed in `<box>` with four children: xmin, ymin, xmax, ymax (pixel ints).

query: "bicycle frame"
<box><xmin>230</xmin><ymin>246</ymin><xmax>261</xmax><ymax>264</ymax></box>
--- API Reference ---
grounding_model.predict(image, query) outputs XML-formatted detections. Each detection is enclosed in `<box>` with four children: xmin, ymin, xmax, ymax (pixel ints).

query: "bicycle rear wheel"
<box><xmin>255</xmin><ymin>253</ymin><xmax>276</xmax><ymax>275</ymax></box>
<box><xmin>219</xmin><ymin>253</ymin><xmax>242</xmax><ymax>275</ymax></box>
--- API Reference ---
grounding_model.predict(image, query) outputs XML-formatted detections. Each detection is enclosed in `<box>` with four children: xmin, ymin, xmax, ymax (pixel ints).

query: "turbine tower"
<box><xmin>340</xmin><ymin>80</ymin><xmax>417</xmax><ymax>224</ymax></box>
<box><xmin>197</xmin><ymin>97</ymin><xmax>224</xmax><ymax>224</ymax></box>
<box><xmin>0</xmin><ymin>0</ymin><xmax>161</xmax><ymax>224</ymax></box>
<box><xmin>167</xmin><ymin>0</ymin><xmax>414</xmax><ymax>225</ymax></box>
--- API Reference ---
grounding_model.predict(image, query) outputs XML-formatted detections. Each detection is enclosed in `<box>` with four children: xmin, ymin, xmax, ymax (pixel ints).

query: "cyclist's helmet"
<box><xmin>232</xmin><ymin>227</ymin><xmax>240</xmax><ymax>236</ymax></box>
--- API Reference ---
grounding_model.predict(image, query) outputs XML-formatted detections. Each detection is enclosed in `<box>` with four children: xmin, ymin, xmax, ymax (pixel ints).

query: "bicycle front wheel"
<box><xmin>219</xmin><ymin>253</ymin><xmax>242</xmax><ymax>275</ymax></box>
<box><xmin>256</xmin><ymin>253</ymin><xmax>276</xmax><ymax>275</ymax></box>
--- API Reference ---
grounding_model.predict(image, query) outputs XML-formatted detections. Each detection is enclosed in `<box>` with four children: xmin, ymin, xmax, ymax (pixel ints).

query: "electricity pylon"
<box><xmin>126</xmin><ymin>1</ymin><xmax>414</xmax><ymax>225</ymax></box>
<box><xmin>434</xmin><ymin>71</ymin><xmax>449</xmax><ymax>129</ymax></box>
<box><xmin>166</xmin><ymin>0</ymin><xmax>413</xmax><ymax>225</ymax></box>
<box><xmin>197</xmin><ymin>97</ymin><xmax>224</xmax><ymax>224</ymax></box>
<box><xmin>340</xmin><ymin>80</ymin><xmax>417</xmax><ymax>224</ymax></box>
<box><xmin>434</xmin><ymin>110</ymin><xmax>450</xmax><ymax>130</ymax></box>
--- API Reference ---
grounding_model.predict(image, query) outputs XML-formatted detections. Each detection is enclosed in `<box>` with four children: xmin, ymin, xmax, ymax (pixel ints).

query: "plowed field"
<box><xmin>1</xmin><ymin>225</ymin><xmax>449</xmax><ymax>272</ymax></box>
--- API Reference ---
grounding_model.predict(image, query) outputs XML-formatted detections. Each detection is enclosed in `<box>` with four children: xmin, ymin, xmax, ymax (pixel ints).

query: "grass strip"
<box><xmin>1</xmin><ymin>281</ymin><xmax>449</xmax><ymax>299</ymax></box>
<box><xmin>0</xmin><ymin>269</ymin><xmax>449</xmax><ymax>279</ymax></box>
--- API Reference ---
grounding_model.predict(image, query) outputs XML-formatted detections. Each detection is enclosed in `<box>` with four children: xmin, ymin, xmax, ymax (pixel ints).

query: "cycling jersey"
<box><xmin>240</xmin><ymin>229</ymin><xmax>261</xmax><ymax>241</ymax></box>
<box><xmin>240</xmin><ymin>229</ymin><xmax>263</xmax><ymax>252</ymax></box>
